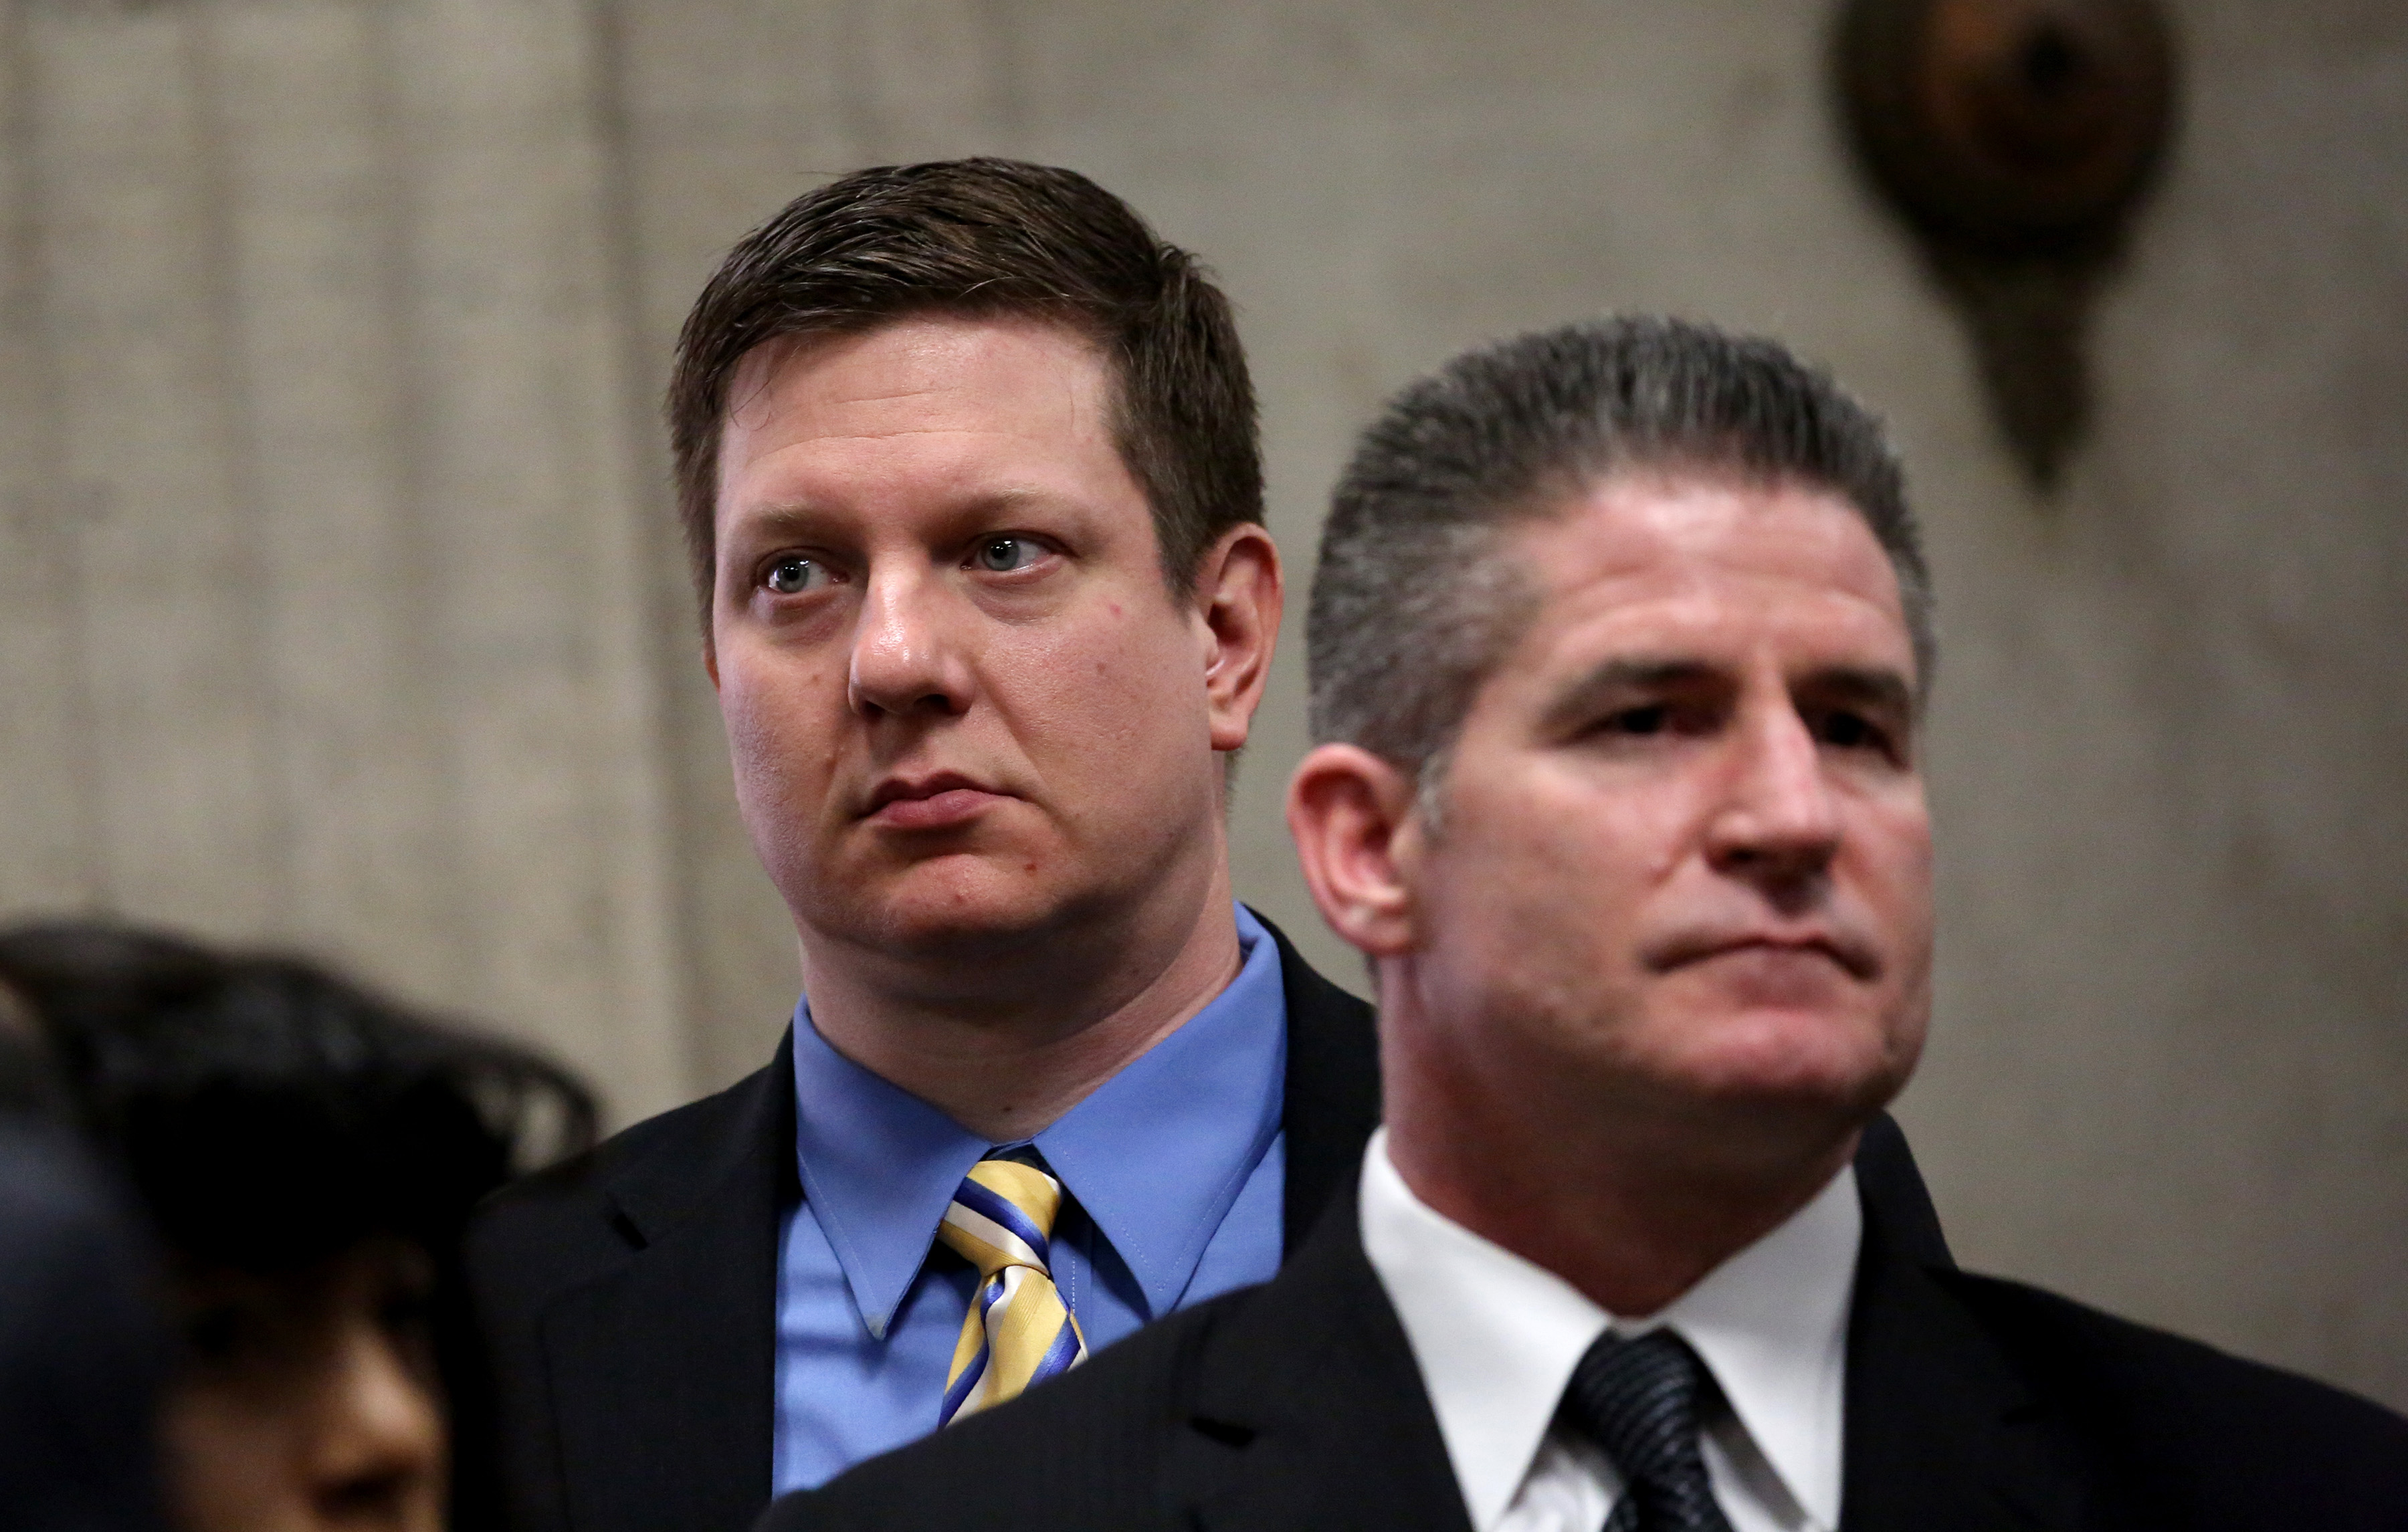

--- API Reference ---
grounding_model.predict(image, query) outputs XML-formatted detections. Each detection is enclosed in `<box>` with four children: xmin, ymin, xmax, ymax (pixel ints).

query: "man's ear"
<box><xmin>1192</xmin><ymin>524</ymin><xmax>1282</xmax><ymax>752</ymax></box>
<box><xmin>1286</xmin><ymin>744</ymin><xmax>1423</xmax><ymax>960</ymax></box>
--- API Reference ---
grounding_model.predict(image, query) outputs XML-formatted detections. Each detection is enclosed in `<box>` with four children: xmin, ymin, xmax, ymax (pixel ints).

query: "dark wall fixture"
<box><xmin>1837</xmin><ymin>0</ymin><xmax>2177</xmax><ymax>489</ymax></box>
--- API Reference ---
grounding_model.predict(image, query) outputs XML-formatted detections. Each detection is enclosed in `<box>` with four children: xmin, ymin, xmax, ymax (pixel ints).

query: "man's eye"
<box><xmin>1601</xmin><ymin>705</ymin><xmax>1670</xmax><ymax>736</ymax></box>
<box><xmin>973</xmin><ymin>536</ymin><xmax>1045</xmax><ymax>573</ymax></box>
<box><xmin>1817</xmin><ymin>710</ymin><xmax>1890</xmax><ymax>753</ymax></box>
<box><xmin>763</xmin><ymin>556</ymin><xmax>832</xmax><ymax>595</ymax></box>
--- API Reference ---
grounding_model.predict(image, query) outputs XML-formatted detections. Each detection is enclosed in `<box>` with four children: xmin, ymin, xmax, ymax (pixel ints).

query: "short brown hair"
<box><xmin>667</xmin><ymin>158</ymin><xmax>1262</xmax><ymax>625</ymax></box>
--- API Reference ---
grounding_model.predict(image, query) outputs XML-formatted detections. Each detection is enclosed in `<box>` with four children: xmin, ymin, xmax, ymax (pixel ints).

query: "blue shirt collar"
<box><xmin>790</xmin><ymin>904</ymin><xmax>1288</xmax><ymax>1339</ymax></box>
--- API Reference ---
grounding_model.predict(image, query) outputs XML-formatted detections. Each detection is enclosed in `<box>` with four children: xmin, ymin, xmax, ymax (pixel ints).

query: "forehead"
<box><xmin>716</xmin><ymin>312</ymin><xmax>1121</xmax><ymax>506</ymax></box>
<box><xmin>1500</xmin><ymin>472</ymin><xmax>1914</xmax><ymax>680</ymax></box>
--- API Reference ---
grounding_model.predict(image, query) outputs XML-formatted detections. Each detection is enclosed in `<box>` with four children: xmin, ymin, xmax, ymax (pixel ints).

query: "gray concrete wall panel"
<box><xmin>0</xmin><ymin>0</ymin><xmax>690</xmax><ymax>1123</ymax></box>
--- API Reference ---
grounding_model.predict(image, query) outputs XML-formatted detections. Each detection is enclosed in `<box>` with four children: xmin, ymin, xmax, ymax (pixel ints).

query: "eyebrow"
<box><xmin>722</xmin><ymin>503</ymin><xmax>827</xmax><ymax>541</ymax></box>
<box><xmin>723</xmin><ymin>488</ymin><xmax>1053</xmax><ymax>542</ymax></box>
<box><xmin>1800</xmin><ymin>665</ymin><xmax>1916</xmax><ymax>722</ymax></box>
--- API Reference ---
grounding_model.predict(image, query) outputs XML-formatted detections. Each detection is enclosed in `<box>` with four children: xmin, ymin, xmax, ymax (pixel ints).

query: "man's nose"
<box><xmin>847</xmin><ymin>566</ymin><xmax>972</xmax><ymax>721</ymax></box>
<box><xmin>302</xmin><ymin>1321</ymin><xmax>445</xmax><ymax>1531</ymax></box>
<box><xmin>1703</xmin><ymin>703</ymin><xmax>1841</xmax><ymax>897</ymax></box>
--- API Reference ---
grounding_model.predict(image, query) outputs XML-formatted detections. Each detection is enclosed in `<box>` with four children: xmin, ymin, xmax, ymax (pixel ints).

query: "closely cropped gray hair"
<box><xmin>1306</xmin><ymin>316</ymin><xmax>1934</xmax><ymax>804</ymax></box>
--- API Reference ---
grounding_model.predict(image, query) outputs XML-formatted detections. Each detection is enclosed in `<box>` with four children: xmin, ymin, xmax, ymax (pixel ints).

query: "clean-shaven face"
<box><xmin>1406</xmin><ymin>473</ymin><xmax>1934</xmax><ymax>1124</ymax></box>
<box><xmin>709</xmin><ymin>313</ymin><xmax>1227</xmax><ymax>962</ymax></box>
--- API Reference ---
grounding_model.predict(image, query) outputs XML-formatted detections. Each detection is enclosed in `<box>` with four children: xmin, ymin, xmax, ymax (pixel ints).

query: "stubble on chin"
<box><xmin>804</xmin><ymin>847</ymin><xmax>1054</xmax><ymax>959</ymax></box>
<box><xmin>1480</xmin><ymin>966</ymin><xmax>1919</xmax><ymax>1154</ymax></box>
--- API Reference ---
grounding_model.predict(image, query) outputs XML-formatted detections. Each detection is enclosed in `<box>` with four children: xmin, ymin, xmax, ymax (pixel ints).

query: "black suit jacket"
<box><xmin>466</xmin><ymin>916</ymin><xmax>1950</xmax><ymax>1532</ymax></box>
<box><xmin>769</xmin><ymin>1154</ymin><xmax>2408</xmax><ymax>1532</ymax></box>
<box><xmin>464</xmin><ymin>917</ymin><xmax>1379</xmax><ymax>1532</ymax></box>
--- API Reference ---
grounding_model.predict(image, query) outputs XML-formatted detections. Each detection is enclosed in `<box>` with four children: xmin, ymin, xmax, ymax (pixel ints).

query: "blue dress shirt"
<box><xmin>771</xmin><ymin>903</ymin><xmax>1290</xmax><ymax>1493</ymax></box>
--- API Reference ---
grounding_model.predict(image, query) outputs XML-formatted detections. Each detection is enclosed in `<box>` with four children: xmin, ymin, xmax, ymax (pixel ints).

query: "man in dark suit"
<box><xmin>766</xmin><ymin>316</ymin><xmax>2408</xmax><ymax>1532</ymax></box>
<box><xmin>462</xmin><ymin>157</ymin><xmax>1381</xmax><ymax>1532</ymax></box>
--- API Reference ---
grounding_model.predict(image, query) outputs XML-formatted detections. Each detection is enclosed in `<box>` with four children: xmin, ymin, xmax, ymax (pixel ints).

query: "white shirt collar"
<box><xmin>1358</xmin><ymin>1129</ymin><xmax>1861</xmax><ymax>1532</ymax></box>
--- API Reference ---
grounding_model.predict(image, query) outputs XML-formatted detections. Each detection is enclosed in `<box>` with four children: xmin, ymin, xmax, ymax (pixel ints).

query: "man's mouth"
<box><xmin>1647</xmin><ymin>929</ymin><xmax>1882</xmax><ymax>981</ymax></box>
<box><xmin>860</xmin><ymin>773</ymin><xmax>1007</xmax><ymax>831</ymax></box>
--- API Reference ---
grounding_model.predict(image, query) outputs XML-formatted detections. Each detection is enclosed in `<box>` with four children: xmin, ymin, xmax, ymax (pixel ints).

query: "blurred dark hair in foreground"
<box><xmin>0</xmin><ymin>921</ymin><xmax>597</xmax><ymax>1276</ymax></box>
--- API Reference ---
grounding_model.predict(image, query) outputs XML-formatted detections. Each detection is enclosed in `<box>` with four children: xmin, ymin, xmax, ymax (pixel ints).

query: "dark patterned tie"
<box><xmin>1557</xmin><ymin>1329</ymin><xmax>1736</xmax><ymax>1532</ymax></box>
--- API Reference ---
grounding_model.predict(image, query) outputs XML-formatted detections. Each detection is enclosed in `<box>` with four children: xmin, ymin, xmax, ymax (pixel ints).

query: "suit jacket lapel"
<box><xmin>1854</xmin><ymin>1111</ymin><xmax>1953</xmax><ymax>1269</ymax></box>
<box><xmin>540</xmin><ymin>1033</ymin><xmax>795</xmax><ymax>1532</ymax></box>
<box><xmin>1840</xmin><ymin>1188</ymin><xmax>2083</xmax><ymax>1532</ymax></box>
<box><xmin>1165</xmin><ymin>1188</ymin><xmax>1470</xmax><ymax>1532</ymax></box>
<box><xmin>1258</xmin><ymin>911</ymin><xmax>1383</xmax><ymax>1254</ymax></box>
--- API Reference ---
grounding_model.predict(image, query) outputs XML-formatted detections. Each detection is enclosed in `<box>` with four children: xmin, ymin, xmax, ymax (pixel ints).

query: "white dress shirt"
<box><xmin>1358</xmin><ymin>1129</ymin><xmax>1862</xmax><ymax>1532</ymax></box>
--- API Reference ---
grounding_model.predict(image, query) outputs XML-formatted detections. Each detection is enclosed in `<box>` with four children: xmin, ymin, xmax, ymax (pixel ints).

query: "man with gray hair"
<box><xmin>763</xmin><ymin>316</ymin><xmax>2407</xmax><ymax>1532</ymax></box>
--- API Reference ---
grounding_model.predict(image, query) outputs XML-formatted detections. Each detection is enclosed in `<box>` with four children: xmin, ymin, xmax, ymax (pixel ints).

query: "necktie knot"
<box><xmin>935</xmin><ymin>1156</ymin><xmax>1086</xmax><ymax>1424</ymax></box>
<box><xmin>936</xmin><ymin>1160</ymin><xmax>1067</xmax><ymax>1280</ymax></box>
<box><xmin>1558</xmin><ymin>1329</ymin><xmax>1734</xmax><ymax>1532</ymax></box>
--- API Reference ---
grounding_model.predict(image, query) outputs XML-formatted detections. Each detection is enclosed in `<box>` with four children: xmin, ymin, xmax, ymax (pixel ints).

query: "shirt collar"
<box><xmin>1030</xmin><ymin>903</ymin><xmax>1286</xmax><ymax>1318</ymax></box>
<box><xmin>1359</xmin><ymin>1129</ymin><xmax>1860</xmax><ymax>1532</ymax></box>
<box><xmin>790</xmin><ymin>903</ymin><xmax>1288</xmax><ymax>1339</ymax></box>
<box><xmin>787</xmin><ymin>1015</ymin><xmax>984</xmax><ymax>1341</ymax></box>
<box><xmin>1653</xmin><ymin>1156</ymin><xmax>1859</xmax><ymax>1529</ymax></box>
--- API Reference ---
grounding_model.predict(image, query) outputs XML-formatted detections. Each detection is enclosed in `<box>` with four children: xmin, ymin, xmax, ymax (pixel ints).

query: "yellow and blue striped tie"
<box><xmin>935</xmin><ymin>1158</ymin><xmax>1088</xmax><ymax>1424</ymax></box>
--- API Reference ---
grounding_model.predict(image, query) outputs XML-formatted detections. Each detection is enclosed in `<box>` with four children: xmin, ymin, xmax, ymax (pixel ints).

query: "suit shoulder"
<box><xmin>466</xmin><ymin>1059</ymin><xmax>779</xmax><ymax>1299</ymax></box>
<box><xmin>1942</xmin><ymin>1269</ymin><xmax>2408</xmax><ymax>1435</ymax></box>
<box><xmin>1940</xmin><ymin>1269</ymin><xmax>2408</xmax><ymax>1515</ymax></box>
<box><xmin>761</xmin><ymin>1287</ymin><xmax>1255</xmax><ymax>1532</ymax></box>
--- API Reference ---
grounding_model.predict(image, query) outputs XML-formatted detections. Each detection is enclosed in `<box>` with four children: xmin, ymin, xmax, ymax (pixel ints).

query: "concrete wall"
<box><xmin>1</xmin><ymin>0</ymin><xmax>2398</xmax><ymax>1408</ymax></box>
<box><xmin>0</xmin><ymin>0</ymin><xmax>692</xmax><ymax>1121</ymax></box>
